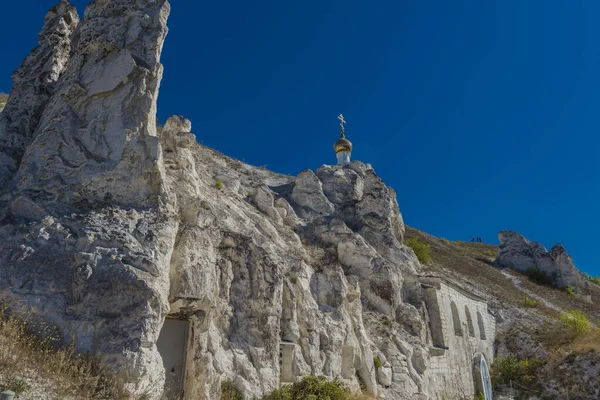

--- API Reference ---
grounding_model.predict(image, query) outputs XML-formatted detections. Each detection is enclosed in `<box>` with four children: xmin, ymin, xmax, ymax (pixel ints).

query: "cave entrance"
<box><xmin>157</xmin><ymin>318</ymin><xmax>190</xmax><ymax>399</ymax></box>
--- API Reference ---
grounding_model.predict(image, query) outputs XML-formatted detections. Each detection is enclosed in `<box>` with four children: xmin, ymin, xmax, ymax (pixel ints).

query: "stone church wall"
<box><xmin>421</xmin><ymin>277</ymin><xmax>495</xmax><ymax>399</ymax></box>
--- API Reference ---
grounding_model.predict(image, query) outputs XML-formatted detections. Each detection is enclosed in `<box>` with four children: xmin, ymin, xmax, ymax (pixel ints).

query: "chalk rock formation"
<box><xmin>0</xmin><ymin>2</ymin><xmax>496</xmax><ymax>400</ymax></box>
<box><xmin>0</xmin><ymin>0</ymin><xmax>174</xmax><ymax>395</ymax></box>
<box><xmin>14</xmin><ymin>0</ymin><xmax>170</xmax><ymax>207</ymax></box>
<box><xmin>0</xmin><ymin>1</ymin><xmax>79</xmax><ymax>187</ymax></box>
<box><xmin>496</xmin><ymin>230</ymin><xmax>587</xmax><ymax>292</ymax></box>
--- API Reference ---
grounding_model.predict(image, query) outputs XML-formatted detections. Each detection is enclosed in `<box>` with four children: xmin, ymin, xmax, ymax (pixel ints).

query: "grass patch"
<box><xmin>560</xmin><ymin>310</ymin><xmax>592</xmax><ymax>335</ymax></box>
<box><xmin>522</xmin><ymin>297</ymin><xmax>540</xmax><ymax>308</ymax></box>
<box><xmin>221</xmin><ymin>380</ymin><xmax>244</xmax><ymax>400</ymax></box>
<box><xmin>582</xmin><ymin>273</ymin><xmax>600</xmax><ymax>285</ymax></box>
<box><xmin>0</xmin><ymin>303</ymin><xmax>138</xmax><ymax>399</ymax></box>
<box><xmin>373</xmin><ymin>357</ymin><xmax>382</xmax><ymax>369</ymax></box>
<box><xmin>260</xmin><ymin>376</ymin><xmax>368</xmax><ymax>400</ymax></box>
<box><xmin>215</xmin><ymin>180</ymin><xmax>224</xmax><ymax>190</ymax></box>
<box><xmin>406</xmin><ymin>237</ymin><xmax>431</xmax><ymax>265</ymax></box>
<box><xmin>5</xmin><ymin>377</ymin><xmax>29</xmax><ymax>396</ymax></box>
<box><xmin>565</xmin><ymin>286</ymin><xmax>578</xmax><ymax>296</ymax></box>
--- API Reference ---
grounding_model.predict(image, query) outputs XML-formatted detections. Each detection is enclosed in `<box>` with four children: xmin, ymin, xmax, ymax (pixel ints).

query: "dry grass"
<box><xmin>539</xmin><ymin>320</ymin><xmax>600</xmax><ymax>355</ymax></box>
<box><xmin>0</xmin><ymin>93</ymin><xmax>7</xmax><ymax>106</ymax></box>
<box><xmin>0</xmin><ymin>304</ymin><xmax>139</xmax><ymax>399</ymax></box>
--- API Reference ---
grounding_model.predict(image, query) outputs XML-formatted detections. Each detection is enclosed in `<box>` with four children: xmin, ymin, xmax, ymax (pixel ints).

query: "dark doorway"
<box><xmin>157</xmin><ymin>318</ymin><xmax>189</xmax><ymax>399</ymax></box>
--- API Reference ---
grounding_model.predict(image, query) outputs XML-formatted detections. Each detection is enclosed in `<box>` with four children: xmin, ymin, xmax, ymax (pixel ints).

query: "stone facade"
<box><xmin>421</xmin><ymin>277</ymin><xmax>495</xmax><ymax>399</ymax></box>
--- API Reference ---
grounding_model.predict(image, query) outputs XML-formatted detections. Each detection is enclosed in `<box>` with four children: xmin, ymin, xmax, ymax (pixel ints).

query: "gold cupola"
<box><xmin>334</xmin><ymin>114</ymin><xmax>352</xmax><ymax>153</ymax></box>
<box><xmin>334</xmin><ymin>134</ymin><xmax>353</xmax><ymax>153</ymax></box>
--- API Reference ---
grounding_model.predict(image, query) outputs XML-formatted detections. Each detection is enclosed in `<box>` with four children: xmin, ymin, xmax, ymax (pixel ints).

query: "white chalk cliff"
<box><xmin>0</xmin><ymin>2</ymin><xmax>496</xmax><ymax>399</ymax></box>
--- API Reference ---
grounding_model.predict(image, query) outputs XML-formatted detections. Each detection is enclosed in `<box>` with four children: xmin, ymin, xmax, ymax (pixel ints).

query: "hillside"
<box><xmin>406</xmin><ymin>226</ymin><xmax>600</xmax><ymax>399</ymax></box>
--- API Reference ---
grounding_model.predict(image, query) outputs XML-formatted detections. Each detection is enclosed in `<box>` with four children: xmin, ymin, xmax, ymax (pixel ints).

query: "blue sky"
<box><xmin>2</xmin><ymin>1</ymin><xmax>599</xmax><ymax>276</ymax></box>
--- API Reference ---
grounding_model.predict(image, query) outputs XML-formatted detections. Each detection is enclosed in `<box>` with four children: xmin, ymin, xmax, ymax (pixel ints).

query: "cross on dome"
<box><xmin>338</xmin><ymin>114</ymin><xmax>346</xmax><ymax>134</ymax></box>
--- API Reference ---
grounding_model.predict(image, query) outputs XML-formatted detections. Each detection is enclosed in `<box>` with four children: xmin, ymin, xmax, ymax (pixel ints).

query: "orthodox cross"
<box><xmin>338</xmin><ymin>114</ymin><xmax>346</xmax><ymax>135</ymax></box>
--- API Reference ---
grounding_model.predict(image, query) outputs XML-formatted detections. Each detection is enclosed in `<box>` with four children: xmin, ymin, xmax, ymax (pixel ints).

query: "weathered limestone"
<box><xmin>0</xmin><ymin>1</ymin><xmax>79</xmax><ymax>187</ymax></box>
<box><xmin>496</xmin><ymin>230</ymin><xmax>587</xmax><ymax>292</ymax></box>
<box><xmin>0</xmin><ymin>2</ymin><xmax>497</xmax><ymax>400</ymax></box>
<box><xmin>0</xmin><ymin>1</ymin><xmax>174</xmax><ymax>396</ymax></box>
<box><xmin>14</xmin><ymin>0</ymin><xmax>171</xmax><ymax>207</ymax></box>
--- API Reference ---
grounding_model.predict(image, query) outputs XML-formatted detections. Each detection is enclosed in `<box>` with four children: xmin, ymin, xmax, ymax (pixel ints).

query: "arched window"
<box><xmin>450</xmin><ymin>301</ymin><xmax>462</xmax><ymax>336</ymax></box>
<box><xmin>465</xmin><ymin>306</ymin><xmax>475</xmax><ymax>337</ymax></box>
<box><xmin>477</xmin><ymin>311</ymin><xmax>486</xmax><ymax>340</ymax></box>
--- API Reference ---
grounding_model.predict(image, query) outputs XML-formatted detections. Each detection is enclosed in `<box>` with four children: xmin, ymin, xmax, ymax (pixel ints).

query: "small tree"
<box><xmin>406</xmin><ymin>237</ymin><xmax>431</xmax><ymax>265</ymax></box>
<box><xmin>560</xmin><ymin>310</ymin><xmax>592</xmax><ymax>335</ymax></box>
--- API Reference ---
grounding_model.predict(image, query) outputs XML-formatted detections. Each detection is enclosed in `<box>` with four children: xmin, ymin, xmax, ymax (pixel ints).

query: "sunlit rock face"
<box><xmin>13</xmin><ymin>0</ymin><xmax>171</xmax><ymax>207</ymax></box>
<box><xmin>0</xmin><ymin>2</ymin><xmax>496</xmax><ymax>400</ymax></box>
<box><xmin>0</xmin><ymin>1</ymin><xmax>79</xmax><ymax>187</ymax></box>
<box><xmin>0</xmin><ymin>0</ymin><xmax>174</xmax><ymax>396</ymax></box>
<box><xmin>496</xmin><ymin>230</ymin><xmax>588</xmax><ymax>295</ymax></box>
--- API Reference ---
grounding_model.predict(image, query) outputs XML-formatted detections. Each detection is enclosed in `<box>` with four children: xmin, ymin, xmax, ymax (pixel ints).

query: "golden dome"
<box><xmin>334</xmin><ymin>134</ymin><xmax>352</xmax><ymax>153</ymax></box>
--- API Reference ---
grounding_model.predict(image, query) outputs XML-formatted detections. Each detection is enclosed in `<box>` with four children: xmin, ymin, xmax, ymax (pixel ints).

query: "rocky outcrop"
<box><xmin>0</xmin><ymin>2</ymin><xmax>496</xmax><ymax>400</ymax></box>
<box><xmin>0</xmin><ymin>1</ymin><xmax>79</xmax><ymax>187</ymax></box>
<box><xmin>13</xmin><ymin>0</ymin><xmax>170</xmax><ymax>207</ymax></box>
<box><xmin>496</xmin><ymin>230</ymin><xmax>587</xmax><ymax>293</ymax></box>
<box><xmin>0</xmin><ymin>0</ymin><xmax>174</xmax><ymax>396</ymax></box>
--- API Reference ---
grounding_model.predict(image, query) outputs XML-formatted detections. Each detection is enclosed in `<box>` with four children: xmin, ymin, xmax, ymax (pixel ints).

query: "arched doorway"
<box><xmin>473</xmin><ymin>354</ymin><xmax>493</xmax><ymax>400</ymax></box>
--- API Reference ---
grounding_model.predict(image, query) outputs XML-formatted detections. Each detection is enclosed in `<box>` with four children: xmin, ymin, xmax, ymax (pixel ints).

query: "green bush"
<box><xmin>492</xmin><ymin>355</ymin><xmax>544</xmax><ymax>387</ymax></box>
<box><xmin>560</xmin><ymin>310</ymin><xmax>592</xmax><ymax>335</ymax></box>
<box><xmin>522</xmin><ymin>297</ymin><xmax>540</xmax><ymax>308</ymax></box>
<box><xmin>524</xmin><ymin>267</ymin><xmax>555</xmax><ymax>285</ymax></box>
<box><xmin>565</xmin><ymin>286</ymin><xmax>578</xmax><ymax>296</ymax></box>
<box><xmin>373</xmin><ymin>356</ymin><xmax>382</xmax><ymax>369</ymax></box>
<box><xmin>221</xmin><ymin>380</ymin><xmax>244</xmax><ymax>400</ymax></box>
<box><xmin>406</xmin><ymin>237</ymin><xmax>431</xmax><ymax>265</ymax></box>
<box><xmin>440</xmin><ymin>238</ymin><xmax>450</xmax><ymax>245</ymax></box>
<box><xmin>584</xmin><ymin>273</ymin><xmax>600</xmax><ymax>285</ymax></box>
<box><xmin>215</xmin><ymin>180</ymin><xmax>224</xmax><ymax>190</ymax></box>
<box><xmin>261</xmin><ymin>376</ymin><xmax>352</xmax><ymax>400</ymax></box>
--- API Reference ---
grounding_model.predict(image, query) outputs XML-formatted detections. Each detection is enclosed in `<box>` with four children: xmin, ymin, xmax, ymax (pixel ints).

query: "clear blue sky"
<box><xmin>2</xmin><ymin>1</ymin><xmax>599</xmax><ymax>276</ymax></box>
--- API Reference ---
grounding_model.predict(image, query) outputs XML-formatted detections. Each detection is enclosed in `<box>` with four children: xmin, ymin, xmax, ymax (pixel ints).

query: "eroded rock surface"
<box><xmin>496</xmin><ymin>230</ymin><xmax>587</xmax><ymax>293</ymax></box>
<box><xmin>0</xmin><ymin>1</ymin><xmax>79</xmax><ymax>187</ymax></box>
<box><xmin>0</xmin><ymin>2</ymin><xmax>496</xmax><ymax>400</ymax></box>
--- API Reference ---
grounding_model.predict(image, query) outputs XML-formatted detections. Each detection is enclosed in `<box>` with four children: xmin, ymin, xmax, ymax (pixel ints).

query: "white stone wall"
<box><xmin>423</xmin><ymin>280</ymin><xmax>496</xmax><ymax>399</ymax></box>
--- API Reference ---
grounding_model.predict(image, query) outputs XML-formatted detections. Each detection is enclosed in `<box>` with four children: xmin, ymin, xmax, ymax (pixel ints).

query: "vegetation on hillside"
<box><xmin>222</xmin><ymin>376</ymin><xmax>371</xmax><ymax>400</ymax></box>
<box><xmin>0</xmin><ymin>303</ymin><xmax>140</xmax><ymax>399</ymax></box>
<box><xmin>560</xmin><ymin>310</ymin><xmax>593</xmax><ymax>335</ymax></box>
<box><xmin>0</xmin><ymin>93</ymin><xmax>8</xmax><ymax>107</ymax></box>
<box><xmin>521</xmin><ymin>297</ymin><xmax>540</xmax><ymax>308</ymax></box>
<box><xmin>406</xmin><ymin>237</ymin><xmax>431</xmax><ymax>265</ymax></box>
<box><xmin>583</xmin><ymin>272</ymin><xmax>600</xmax><ymax>285</ymax></box>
